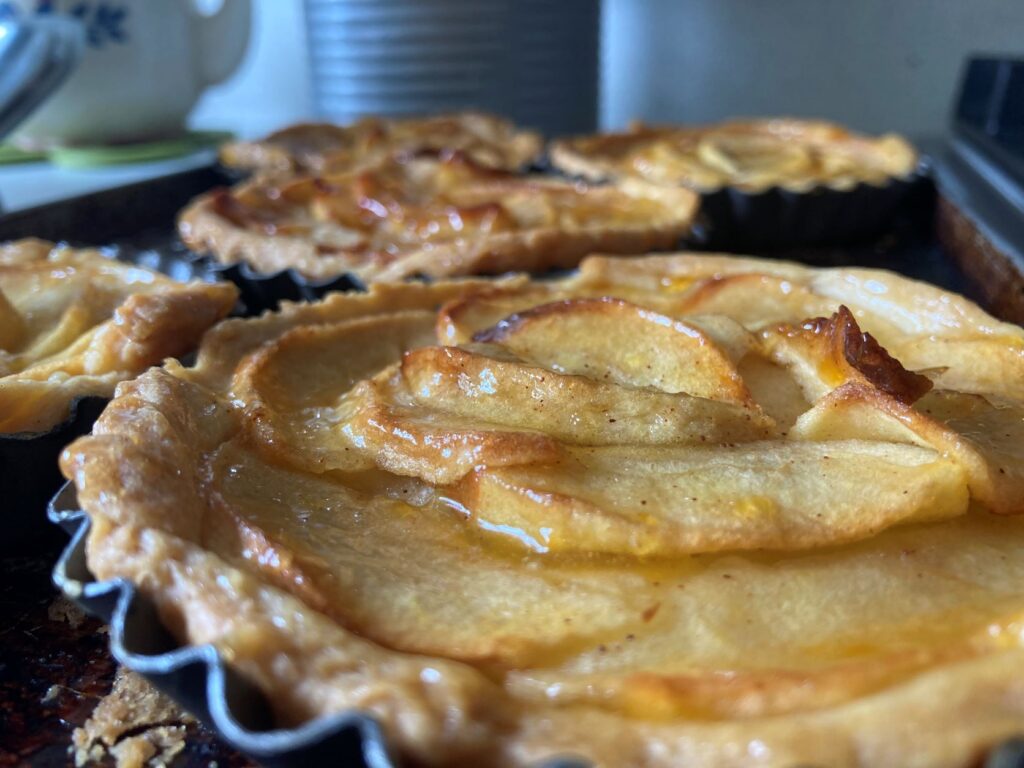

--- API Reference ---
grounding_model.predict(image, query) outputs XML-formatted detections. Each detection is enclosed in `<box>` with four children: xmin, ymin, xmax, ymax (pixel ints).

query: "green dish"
<box><xmin>0</xmin><ymin>144</ymin><xmax>48</xmax><ymax>165</ymax></box>
<box><xmin>0</xmin><ymin>131</ymin><xmax>233</xmax><ymax>169</ymax></box>
<box><xmin>49</xmin><ymin>130</ymin><xmax>232</xmax><ymax>168</ymax></box>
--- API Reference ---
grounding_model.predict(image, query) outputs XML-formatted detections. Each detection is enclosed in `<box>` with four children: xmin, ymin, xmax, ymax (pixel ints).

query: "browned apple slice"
<box><xmin>434</xmin><ymin>280</ymin><xmax>728</xmax><ymax>347</ymax></box>
<box><xmin>448</xmin><ymin>442</ymin><xmax>968</xmax><ymax>555</ymax></box>
<box><xmin>675</xmin><ymin>273</ymin><xmax>837</xmax><ymax>329</ymax></box>
<box><xmin>761</xmin><ymin>305</ymin><xmax>933</xmax><ymax>404</ymax></box>
<box><xmin>791</xmin><ymin>383</ymin><xmax>1024</xmax><ymax>514</ymax></box>
<box><xmin>231</xmin><ymin>311</ymin><xmax>440</xmax><ymax>474</ymax></box>
<box><xmin>575</xmin><ymin>255</ymin><xmax>1021</xmax><ymax>347</ymax></box>
<box><xmin>808</xmin><ymin>267</ymin><xmax>1021</xmax><ymax>340</ymax></box>
<box><xmin>335</xmin><ymin>341</ymin><xmax>775</xmax><ymax>483</ymax></box>
<box><xmin>337</xmin><ymin>366</ymin><xmax>563</xmax><ymax>484</ymax></box>
<box><xmin>573</xmin><ymin>252</ymin><xmax>813</xmax><ymax>296</ymax></box>
<box><xmin>471</xmin><ymin>297</ymin><xmax>757</xmax><ymax>406</ymax></box>
<box><xmin>205</xmin><ymin>438</ymin><xmax>646</xmax><ymax>667</ymax></box>
<box><xmin>436</xmin><ymin>284</ymin><xmax>568</xmax><ymax>344</ymax></box>
<box><xmin>573</xmin><ymin>258</ymin><xmax>1024</xmax><ymax>391</ymax></box>
<box><xmin>696</xmin><ymin>134</ymin><xmax>813</xmax><ymax>187</ymax></box>
<box><xmin>186</xmin><ymin>278</ymin><xmax>514</xmax><ymax>393</ymax></box>
<box><xmin>890</xmin><ymin>336</ymin><xmax>1024</xmax><ymax>401</ymax></box>
<box><xmin>735</xmin><ymin>353</ymin><xmax>811</xmax><ymax>431</ymax></box>
<box><xmin>402</xmin><ymin>344</ymin><xmax>775</xmax><ymax>445</ymax></box>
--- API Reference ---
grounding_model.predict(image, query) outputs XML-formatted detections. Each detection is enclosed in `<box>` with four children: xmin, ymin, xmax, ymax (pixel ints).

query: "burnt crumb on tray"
<box><xmin>72</xmin><ymin>668</ymin><xmax>193</xmax><ymax>768</ymax></box>
<box><xmin>0</xmin><ymin>553</ymin><xmax>253</xmax><ymax>768</ymax></box>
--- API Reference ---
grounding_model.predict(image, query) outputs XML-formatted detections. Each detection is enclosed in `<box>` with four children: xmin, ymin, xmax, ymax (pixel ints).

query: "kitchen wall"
<box><xmin>602</xmin><ymin>0</ymin><xmax>1024</xmax><ymax>136</ymax></box>
<box><xmin>191</xmin><ymin>0</ymin><xmax>1024</xmax><ymax>138</ymax></box>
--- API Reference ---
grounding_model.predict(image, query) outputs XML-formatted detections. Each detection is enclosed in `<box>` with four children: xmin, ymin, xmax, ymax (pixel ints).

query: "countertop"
<box><xmin>0</xmin><ymin>150</ymin><xmax>217</xmax><ymax>215</ymax></box>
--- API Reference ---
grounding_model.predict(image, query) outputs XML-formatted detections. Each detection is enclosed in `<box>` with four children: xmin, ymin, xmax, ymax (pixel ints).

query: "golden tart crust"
<box><xmin>219</xmin><ymin>112</ymin><xmax>543</xmax><ymax>177</ymax></box>
<box><xmin>62</xmin><ymin>256</ymin><xmax>1024</xmax><ymax>767</ymax></box>
<box><xmin>179</xmin><ymin>154</ymin><xmax>698</xmax><ymax>282</ymax></box>
<box><xmin>550</xmin><ymin>119</ymin><xmax>918</xmax><ymax>193</ymax></box>
<box><xmin>0</xmin><ymin>239</ymin><xmax>237</xmax><ymax>433</ymax></box>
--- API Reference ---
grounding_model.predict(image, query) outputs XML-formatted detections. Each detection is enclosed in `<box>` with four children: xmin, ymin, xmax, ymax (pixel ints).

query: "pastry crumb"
<box><xmin>48</xmin><ymin>595</ymin><xmax>86</xmax><ymax>629</ymax></box>
<box><xmin>72</xmin><ymin>668</ymin><xmax>193</xmax><ymax>768</ymax></box>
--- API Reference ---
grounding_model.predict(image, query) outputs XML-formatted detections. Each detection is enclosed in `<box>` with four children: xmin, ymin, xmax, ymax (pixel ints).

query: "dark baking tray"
<box><xmin>0</xmin><ymin>501</ymin><xmax>257</xmax><ymax>767</ymax></box>
<box><xmin>0</xmin><ymin>396</ymin><xmax>107</xmax><ymax>555</ymax></box>
<box><xmin>4</xmin><ymin>146</ymin><xmax>1024</xmax><ymax>765</ymax></box>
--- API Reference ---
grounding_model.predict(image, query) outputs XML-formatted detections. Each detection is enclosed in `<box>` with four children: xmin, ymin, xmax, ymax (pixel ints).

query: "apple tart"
<box><xmin>550</xmin><ymin>119</ymin><xmax>918</xmax><ymax>193</ymax></box>
<box><xmin>550</xmin><ymin>119</ymin><xmax>920</xmax><ymax>249</ymax></box>
<box><xmin>0</xmin><ymin>239</ymin><xmax>237</xmax><ymax>434</ymax></box>
<box><xmin>179</xmin><ymin>153</ymin><xmax>697</xmax><ymax>282</ymax></box>
<box><xmin>219</xmin><ymin>112</ymin><xmax>543</xmax><ymax>178</ymax></box>
<box><xmin>62</xmin><ymin>254</ymin><xmax>1024</xmax><ymax>767</ymax></box>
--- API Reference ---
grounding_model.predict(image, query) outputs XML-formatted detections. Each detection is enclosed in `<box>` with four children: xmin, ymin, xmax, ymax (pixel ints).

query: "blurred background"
<box><xmin>2</xmin><ymin>0</ymin><xmax>1021</xmax><ymax>211</ymax></box>
<box><xmin>190</xmin><ymin>0</ymin><xmax>1024</xmax><ymax>139</ymax></box>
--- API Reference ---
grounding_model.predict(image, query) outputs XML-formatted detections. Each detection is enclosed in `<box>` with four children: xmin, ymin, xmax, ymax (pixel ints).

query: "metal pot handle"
<box><xmin>0</xmin><ymin>15</ymin><xmax>83</xmax><ymax>139</ymax></box>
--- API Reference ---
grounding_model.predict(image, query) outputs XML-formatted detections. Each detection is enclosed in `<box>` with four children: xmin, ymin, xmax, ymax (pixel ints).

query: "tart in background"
<box><xmin>61</xmin><ymin>252</ymin><xmax>1024</xmax><ymax>767</ymax></box>
<box><xmin>0</xmin><ymin>239</ymin><xmax>237</xmax><ymax>434</ymax></box>
<box><xmin>179</xmin><ymin>152</ymin><xmax>698</xmax><ymax>283</ymax></box>
<box><xmin>0</xmin><ymin>239</ymin><xmax>236</xmax><ymax>546</ymax></box>
<box><xmin>551</xmin><ymin>118</ymin><xmax>922</xmax><ymax>249</ymax></box>
<box><xmin>220</xmin><ymin>112</ymin><xmax>543</xmax><ymax>178</ymax></box>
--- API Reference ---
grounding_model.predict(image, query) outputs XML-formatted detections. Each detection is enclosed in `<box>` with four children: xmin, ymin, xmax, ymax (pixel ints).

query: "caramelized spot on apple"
<box><xmin>800</xmin><ymin>305</ymin><xmax>932</xmax><ymax>405</ymax></box>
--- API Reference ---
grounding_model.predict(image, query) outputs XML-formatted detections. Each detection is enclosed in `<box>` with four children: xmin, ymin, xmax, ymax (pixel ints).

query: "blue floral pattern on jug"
<box><xmin>0</xmin><ymin>1</ymin><xmax>128</xmax><ymax>47</ymax></box>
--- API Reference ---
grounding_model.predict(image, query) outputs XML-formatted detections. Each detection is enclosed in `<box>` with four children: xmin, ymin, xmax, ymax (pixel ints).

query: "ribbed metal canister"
<box><xmin>302</xmin><ymin>0</ymin><xmax>599</xmax><ymax>136</ymax></box>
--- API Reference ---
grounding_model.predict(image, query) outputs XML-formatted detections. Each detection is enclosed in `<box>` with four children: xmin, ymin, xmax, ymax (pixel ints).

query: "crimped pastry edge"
<box><xmin>177</xmin><ymin>177</ymin><xmax>698</xmax><ymax>282</ymax></box>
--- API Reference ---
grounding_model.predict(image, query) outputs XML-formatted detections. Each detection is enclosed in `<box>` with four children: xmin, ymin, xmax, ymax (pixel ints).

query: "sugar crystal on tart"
<box><xmin>178</xmin><ymin>153</ymin><xmax>698</xmax><ymax>282</ymax></box>
<box><xmin>0</xmin><ymin>239</ymin><xmax>237</xmax><ymax>434</ymax></box>
<box><xmin>550</xmin><ymin>118</ymin><xmax>918</xmax><ymax>193</ymax></box>
<box><xmin>62</xmin><ymin>255</ymin><xmax>1024</xmax><ymax>767</ymax></box>
<box><xmin>219</xmin><ymin>112</ymin><xmax>543</xmax><ymax>177</ymax></box>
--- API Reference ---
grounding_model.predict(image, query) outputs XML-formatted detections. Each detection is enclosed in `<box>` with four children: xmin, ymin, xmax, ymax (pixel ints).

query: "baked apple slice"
<box><xmin>791</xmin><ymin>383</ymin><xmax>1024</xmax><ymax>514</ymax></box>
<box><xmin>472</xmin><ymin>297</ymin><xmax>757</xmax><ymax>406</ymax></box>
<box><xmin>338</xmin><ymin>342</ymin><xmax>773</xmax><ymax>484</ymax></box>
<box><xmin>231</xmin><ymin>311</ymin><xmax>440</xmax><ymax>473</ymax></box>
<box><xmin>449</xmin><ymin>441</ymin><xmax>968</xmax><ymax>555</ymax></box>
<box><xmin>403</xmin><ymin>342</ymin><xmax>772</xmax><ymax>442</ymax></box>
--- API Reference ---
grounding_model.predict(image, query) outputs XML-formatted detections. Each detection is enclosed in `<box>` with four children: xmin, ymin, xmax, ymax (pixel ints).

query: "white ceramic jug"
<box><xmin>1</xmin><ymin>0</ymin><xmax>251</xmax><ymax>146</ymax></box>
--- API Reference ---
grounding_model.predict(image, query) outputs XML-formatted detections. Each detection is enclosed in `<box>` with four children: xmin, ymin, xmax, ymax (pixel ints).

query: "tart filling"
<box><xmin>179</xmin><ymin>154</ymin><xmax>698</xmax><ymax>282</ymax></box>
<box><xmin>219</xmin><ymin>112</ymin><xmax>543</xmax><ymax>177</ymax></box>
<box><xmin>550</xmin><ymin>119</ymin><xmax>918</xmax><ymax>193</ymax></box>
<box><xmin>0</xmin><ymin>239</ymin><xmax>236</xmax><ymax>433</ymax></box>
<box><xmin>63</xmin><ymin>255</ymin><xmax>1024</xmax><ymax>767</ymax></box>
